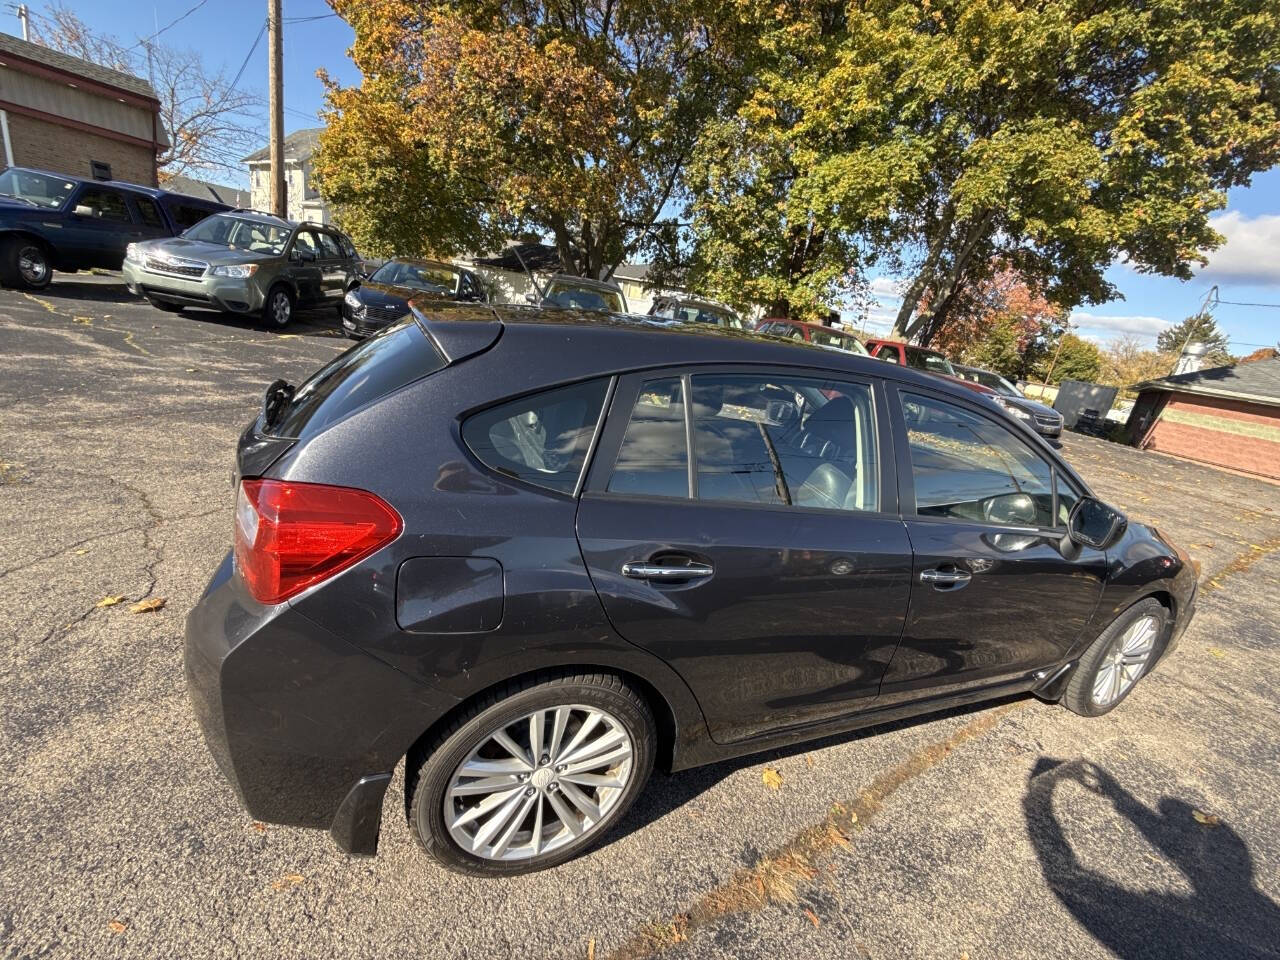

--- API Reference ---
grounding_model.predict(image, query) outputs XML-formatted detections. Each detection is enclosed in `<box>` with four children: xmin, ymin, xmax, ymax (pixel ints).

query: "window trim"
<box><xmin>889</xmin><ymin>383</ymin><xmax>1079</xmax><ymax>533</ymax></box>
<box><xmin>584</xmin><ymin>363</ymin><xmax>897</xmax><ymax>517</ymax></box>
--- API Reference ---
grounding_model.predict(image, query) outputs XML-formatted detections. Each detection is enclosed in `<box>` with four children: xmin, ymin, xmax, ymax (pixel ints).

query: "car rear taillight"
<box><xmin>233</xmin><ymin>479</ymin><xmax>402</xmax><ymax>604</ymax></box>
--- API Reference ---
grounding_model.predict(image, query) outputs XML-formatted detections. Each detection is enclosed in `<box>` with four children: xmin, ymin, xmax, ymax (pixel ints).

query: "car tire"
<box><xmin>263</xmin><ymin>285</ymin><xmax>294</xmax><ymax>329</ymax></box>
<box><xmin>1061</xmin><ymin>597</ymin><xmax>1168</xmax><ymax>717</ymax></box>
<box><xmin>1</xmin><ymin>237</ymin><xmax>53</xmax><ymax>290</ymax></box>
<box><xmin>407</xmin><ymin>672</ymin><xmax>656</xmax><ymax>876</ymax></box>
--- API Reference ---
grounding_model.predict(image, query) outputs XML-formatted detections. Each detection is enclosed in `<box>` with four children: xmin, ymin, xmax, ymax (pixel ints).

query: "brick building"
<box><xmin>0</xmin><ymin>32</ymin><xmax>167</xmax><ymax>186</ymax></box>
<box><xmin>1126</xmin><ymin>358</ymin><xmax>1280</xmax><ymax>481</ymax></box>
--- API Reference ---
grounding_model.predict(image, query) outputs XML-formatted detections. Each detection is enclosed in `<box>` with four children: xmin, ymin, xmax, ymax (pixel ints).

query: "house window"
<box><xmin>89</xmin><ymin>160</ymin><xmax>112</xmax><ymax>181</ymax></box>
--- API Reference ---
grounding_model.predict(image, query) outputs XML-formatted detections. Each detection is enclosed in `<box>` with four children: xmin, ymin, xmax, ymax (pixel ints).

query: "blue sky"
<box><xmin>10</xmin><ymin>1</ymin><xmax>1278</xmax><ymax>351</ymax></box>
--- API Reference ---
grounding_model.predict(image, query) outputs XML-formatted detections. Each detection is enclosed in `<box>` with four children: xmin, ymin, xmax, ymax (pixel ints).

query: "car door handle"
<box><xmin>920</xmin><ymin>567</ymin><xmax>972</xmax><ymax>586</ymax></box>
<box><xmin>622</xmin><ymin>561</ymin><xmax>714</xmax><ymax>581</ymax></box>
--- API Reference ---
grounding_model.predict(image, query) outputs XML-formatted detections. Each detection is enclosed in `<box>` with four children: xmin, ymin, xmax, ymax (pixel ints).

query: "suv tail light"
<box><xmin>234</xmin><ymin>479</ymin><xmax>402</xmax><ymax>604</ymax></box>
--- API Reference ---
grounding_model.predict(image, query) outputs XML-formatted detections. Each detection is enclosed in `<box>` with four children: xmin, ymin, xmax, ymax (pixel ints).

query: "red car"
<box><xmin>756</xmin><ymin>318</ymin><xmax>869</xmax><ymax>355</ymax></box>
<box><xmin>864</xmin><ymin>338</ymin><xmax>994</xmax><ymax>394</ymax></box>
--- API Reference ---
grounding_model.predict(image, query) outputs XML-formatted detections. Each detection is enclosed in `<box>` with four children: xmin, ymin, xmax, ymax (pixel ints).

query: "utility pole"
<box><xmin>267</xmin><ymin>0</ymin><xmax>285</xmax><ymax>218</ymax></box>
<box><xmin>17</xmin><ymin>4</ymin><xmax>29</xmax><ymax>41</ymax></box>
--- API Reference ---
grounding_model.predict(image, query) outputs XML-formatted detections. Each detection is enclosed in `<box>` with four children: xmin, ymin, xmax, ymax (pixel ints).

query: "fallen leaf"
<box><xmin>108</xmin><ymin>920</ymin><xmax>126</xmax><ymax>934</ymax></box>
<box><xmin>1192</xmin><ymin>809</ymin><xmax>1220</xmax><ymax>827</ymax></box>
<box><xmin>75</xmin><ymin>548</ymin><xmax>89</xmax><ymax>556</ymax></box>
<box><xmin>762</xmin><ymin>768</ymin><xmax>783</xmax><ymax>790</ymax></box>
<box><xmin>587</xmin><ymin>937</ymin><xmax>595</xmax><ymax>960</ymax></box>
<box><xmin>803</xmin><ymin>908</ymin><xmax>820</xmax><ymax>928</ymax></box>
<box><xmin>96</xmin><ymin>595</ymin><xmax>127</xmax><ymax>608</ymax></box>
<box><xmin>804</xmin><ymin>754</ymin><xmax>814</xmax><ymax>769</ymax></box>
<box><xmin>251</xmin><ymin>821</ymin><xmax>267</xmax><ymax>833</ymax></box>
<box><xmin>129</xmin><ymin>597</ymin><xmax>166</xmax><ymax>614</ymax></box>
<box><xmin>1209</xmin><ymin>647</ymin><xmax>1226</xmax><ymax>659</ymax></box>
<box><xmin>271</xmin><ymin>873</ymin><xmax>304</xmax><ymax>890</ymax></box>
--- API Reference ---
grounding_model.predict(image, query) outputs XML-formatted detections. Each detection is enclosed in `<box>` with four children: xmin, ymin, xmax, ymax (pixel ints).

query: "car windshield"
<box><xmin>543</xmin><ymin>281</ymin><xmax>625</xmax><ymax>313</ymax></box>
<box><xmin>0</xmin><ymin>168</ymin><xmax>76</xmax><ymax>208</ymax></box>
<box><xmin>809</xmin><ymin>328</ymin><xmax>869</xmax><ymax>355</ymax></box>
<box><xmin>182</xmin><ymin>214</ymin><xmax>290</xmax><ymax>255</ymax></box>
<box><xmin>669</xmin><ymin>302</ymin><xmax>748</xmax><ymax>329</ymax></box>
<box><xmin>968</xmin><ymin>369</ymin><xmax>1022</xmax><ymax>397</ymax></box>
<box><xmin>371</xmin><ymin>261</ymin><xmax>460</xmax><ymax>294</ymax></box>
<box><xmin>906</xmin><ymin>347</ymin><xmax>957</xmax><ymax>376</ymax></box>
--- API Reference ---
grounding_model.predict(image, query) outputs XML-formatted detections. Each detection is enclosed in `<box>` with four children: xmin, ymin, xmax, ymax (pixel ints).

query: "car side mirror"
<box><xmin>524</xmin><ymin>292</ymin><xmax>537</xmax><ymax>304</ymax></box>
<box><xmin>1067</xmin><ymin>496</ymin><xmax>1126</xmax><ymax>550</ymax></box>
<box><xmin>73</xmin><ymin>204</ymin><xmax>94</xmax><ymax>217</ymax></box>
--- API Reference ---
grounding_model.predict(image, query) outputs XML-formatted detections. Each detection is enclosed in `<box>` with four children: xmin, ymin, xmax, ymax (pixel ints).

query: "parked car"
<box><xmin>341</xmin><ymin>258</ymin><xmax>486</xmax><ymax>339</ymax></box>
<box><xmin>122</xmin><ymin>210</ymin><xmax>363</xmax><ymax>328</ymax></box>
<box><xmin>648</xmin><ymin>295</ymin><xmax>747</xmax><ymax>329</ymax></box>
<box><xmin>186</xmin><ymin>305</ymin><xmax>1198</xmax><ymax>876</ymax></box>
<box><xmin>529</xmin><ymin>274</ymin><xmax>628</xmax><ymax>313</ymax></box>
<box><xmin>0</xmin><ymin>166</ymin><xmax>229</xmax><ymax>290</ymax></box>
<box><xmin>757</xmin><ymin>317</ymin><xmax>869</xmax><ymax>354</ymax></box>
<box><xmin>953</xmin><ymin>363</ymin><xmax>1064</xmax><ymax>440</ymax></box>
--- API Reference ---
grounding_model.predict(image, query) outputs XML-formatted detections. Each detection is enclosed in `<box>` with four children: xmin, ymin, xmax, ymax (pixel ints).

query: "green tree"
<box><xmin>1156</xmin><ymin>313</ymin><xmax>1234</xmax><ymax>367</ymax></box>
<box><xmin>685</xmin><ymin>0</ymin><xmax>1280</xmax><ymax>330</ymax></box>
<box><xmin>1042</xmin><ymin>333</ymin><xmax>1103</xmax><ymax>385</ymax></box>
<box><xmin>316</xmin><ymin>0</ymin><xmax>742</xmax><ymax>275</ymax></box>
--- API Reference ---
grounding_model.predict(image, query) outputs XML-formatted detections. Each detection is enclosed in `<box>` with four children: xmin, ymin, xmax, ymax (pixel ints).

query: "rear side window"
<box><xmin>463</xmin><ymin>380</ymin><xmax>609</xmax><ymax>494</ymax></box>
<box><xmin>166</xmin><ymin>200</ymin><xmax>215</xmax><ymax>230</ymax></box>
<box><xmin>269</xmin><ymin>318</ymin><xmax>445</xmax><ymax>439</ymax></box>
<box><xmin>607</xmin><ymin>377</ymin><xmax>689</xmax><ymax>498</ymax></box>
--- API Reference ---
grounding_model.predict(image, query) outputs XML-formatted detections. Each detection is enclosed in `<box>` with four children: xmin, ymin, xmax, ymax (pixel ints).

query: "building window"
<box><xmin>89</xmin><ymin>160</ymin><xmax>112</xmax><ymax>181</ymax></box>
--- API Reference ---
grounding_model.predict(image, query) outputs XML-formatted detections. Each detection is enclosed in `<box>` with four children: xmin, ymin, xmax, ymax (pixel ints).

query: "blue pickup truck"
<box><xmin>0</xmin><ymin>166</ymin><xmax>229</xmax><ymax>290</ymax></box>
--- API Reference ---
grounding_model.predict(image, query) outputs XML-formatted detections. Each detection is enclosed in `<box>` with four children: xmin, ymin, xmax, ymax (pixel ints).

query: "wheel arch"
<box><xmin>2</xmin><ymin>229</ymin><xmax>59</xmax><ymax>268</ymax></box>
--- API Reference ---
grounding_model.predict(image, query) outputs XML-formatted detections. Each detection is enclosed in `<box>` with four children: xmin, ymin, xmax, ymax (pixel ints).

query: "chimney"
<box><xmin>1174</xmin><ymin>341</ymin><xmax>1208</xmax><ymax>375</ymax></box>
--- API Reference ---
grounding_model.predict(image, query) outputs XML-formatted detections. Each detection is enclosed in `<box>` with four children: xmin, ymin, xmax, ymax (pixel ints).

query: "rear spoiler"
<box><xmin>410</xmin><ymin>303</ymin><xmax>503</xmax><ymax>364</ymax></box>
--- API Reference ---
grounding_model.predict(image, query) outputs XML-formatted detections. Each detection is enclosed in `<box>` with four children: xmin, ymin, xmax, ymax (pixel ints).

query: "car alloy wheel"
<box><xmin>1091</xmin><ymin>614</ymin><xmax>1158</xmax><ymax>707</ymax></box>
<box><xmin>269</xmin><ymin>290</ymin><xmax>292</xmax><ymax>327</ymax></box>
<box><xmin>443</xmin><ymin>704</ymin><xmax>635</xmax><ymax>862</ymax></box>
<box><xmin>18</xmin><ymin>244</ymin><xmax>49</xmax><ymax>286</ymax></box>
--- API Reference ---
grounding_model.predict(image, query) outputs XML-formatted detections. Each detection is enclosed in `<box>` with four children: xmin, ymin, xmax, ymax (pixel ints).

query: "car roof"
<box><xmin>545</xmin><ymin>273</ymin><xmax>624</xmax><ymax>293</ymax></box>
<box><xmin>389</xmin><ymin>257</ymin><xmax>462</xmax><ymax>271</ymax></box>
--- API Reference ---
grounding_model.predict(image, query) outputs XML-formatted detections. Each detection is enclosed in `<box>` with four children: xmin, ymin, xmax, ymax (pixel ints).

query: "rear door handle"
<box><xmin>622</xmin><ymin>561</ymin><xmax>714</xmax><ymax>581</ymax></box>
<box><xmin>920</xmin><ymin>567</ymin><xmax>972</xmax><ymax>586</ymax></box>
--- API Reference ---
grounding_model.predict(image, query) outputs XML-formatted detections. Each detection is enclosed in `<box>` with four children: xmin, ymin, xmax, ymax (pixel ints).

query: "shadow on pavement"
<box><xmin>1024</xmin><ymin>757</ymin><xmax>1280</xmax><ymax>960</ymax></box>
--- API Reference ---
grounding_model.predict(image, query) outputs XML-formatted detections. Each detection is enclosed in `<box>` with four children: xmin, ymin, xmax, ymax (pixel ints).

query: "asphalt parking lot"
<box><xmin>2</xmin><ymin>275</ymin><xmax>1278</xmax><ymax>960</ymax></box>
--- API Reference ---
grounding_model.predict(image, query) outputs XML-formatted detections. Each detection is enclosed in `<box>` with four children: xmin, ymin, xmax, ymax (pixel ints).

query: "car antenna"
<box><xmin>511</xmin><ymin>243</ymin><xmax>547</xmax><ymax>301</ymax></box>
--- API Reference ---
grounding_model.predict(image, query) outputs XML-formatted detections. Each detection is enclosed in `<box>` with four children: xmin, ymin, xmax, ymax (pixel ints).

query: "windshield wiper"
<box><xmin>0</xmin><ymin>192</ymin><xmax>38</xmax><ymax>207</ymax></box>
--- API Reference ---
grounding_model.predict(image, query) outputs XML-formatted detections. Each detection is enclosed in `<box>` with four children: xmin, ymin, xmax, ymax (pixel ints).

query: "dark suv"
<box><xmin>186</xmin><ymin>304</ymin><xmax>1197</xmax><ymax>876</ymax></box>
<box><xmin>0</xmin><ymin>166</ymin><xmax>228</xmax><ymax>289</ymax></box>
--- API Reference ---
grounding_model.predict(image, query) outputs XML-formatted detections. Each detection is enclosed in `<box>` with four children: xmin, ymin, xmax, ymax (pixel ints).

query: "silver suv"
<box><xmin>122</xmin><ymin>210</ymin><xmax>362</xmax><ymax>328</ymax></box>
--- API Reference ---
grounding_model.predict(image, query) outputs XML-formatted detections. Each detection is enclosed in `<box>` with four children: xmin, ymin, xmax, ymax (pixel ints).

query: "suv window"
<box><xmin>339</xmin><ymin>234</ymin><xmax>359</xmax><ymax>259</ymax></box>
<box><xmin>292</xmin><ymin>230</ymin><xmax>319</xmax><ymax>258</ymax></box>
<box><xmin>607</xmin><ymin>377</ymin><xmax>689</xmax><ymax>498</ymax></box>
<box><xmin>132</xmin><ymin>196</ymin><xmax>165</xmax><ymax>228</ymax></box>
<box><xmin>463</xmin><ymin>380</ymin><xmax>609</xmax><ymax>494</ymax></box>
<box><xmin>269</xmin><ymin>317</ymin><xmax>446</xmax><ymax>440</ymax></box>
<box><xmin>692</xmin><ymin>374</ymin><xmax>878</xmax><ymax>512</ymax></box>
<box><xmin>317</xmin><ymin>232</ymin><xmax>343</xmax><ymax>259</ymax></box>
<box><xmin>75</xmin><ymin>187</ymin><xmax>131</xmax><ymax>222</ymax></box>
<box><xmin>901</xmin><ymin>392</ymin><xmax>1058</xmax><ymax>527</ymax></box>
<box><xmin>167</xmin><ymin>200</ymin><xmax>215</xmax><ymax>230</ymax></box>
<box><xmin>905</xmin><ymin>347</ymin><xmax>955</xmax><ymax>376</ymax></box>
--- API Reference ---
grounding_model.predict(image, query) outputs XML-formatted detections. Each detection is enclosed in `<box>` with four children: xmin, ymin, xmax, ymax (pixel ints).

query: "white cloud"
<box><xmin>1069</xmin><ymin>311</ymin><xmax>1168</xmax><ymax>340</ymax></box>
<box><xmin>1198</xmin><ymin>212</ymin><xmax>1280</xmax><ymax>286</ymax></box>
<box><xmin>867</xmin><ymin>276</ymin><xmax>905</xmax><ymax>300</ymax></box>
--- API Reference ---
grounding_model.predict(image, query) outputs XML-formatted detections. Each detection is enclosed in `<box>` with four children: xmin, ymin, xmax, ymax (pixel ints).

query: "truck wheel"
<box><xmin>263</xmin><ymin>285</ymin><xmax>294</xmax><ymax>329</ymax></box>
<box><xmin>1</xmin><ymin>237</ymin><xmax>52</xmax><ymax>290</ymax></box>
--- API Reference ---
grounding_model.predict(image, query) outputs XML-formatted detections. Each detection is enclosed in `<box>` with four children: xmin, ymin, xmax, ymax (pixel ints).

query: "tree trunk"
<box><xmin>901</xmin><ymin>210</ymin><xmax>993</xmax><ymax>344</ymax></box>
<box><xmin>891</xmin><ymin>200</ymin><xmax>956</xmax><ymax>337</ymax></box>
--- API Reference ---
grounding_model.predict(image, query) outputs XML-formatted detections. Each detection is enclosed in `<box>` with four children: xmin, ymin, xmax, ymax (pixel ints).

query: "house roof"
<box><xmin>1132</xmin><ymin>357</ymin><xmax>1280</xmax><ymax>409</ymax></box>
<box><xmin>162</xmin><ymin>174</ymin><xmax>249</xmax><ymax>208</ymax></box>
<box><xmin>243</xmin><ymin>128</ymin><xmax>325</xmax><ymax>164</ymax></box>
<box><xmin>0</xmin><ymin>32</ymin><xmax>159</xmax><ymax>101</ymax></box>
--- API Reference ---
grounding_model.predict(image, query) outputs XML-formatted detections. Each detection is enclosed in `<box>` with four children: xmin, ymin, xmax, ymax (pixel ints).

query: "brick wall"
<box><xmin>1141</xmin><ymin>391</ymin><xmax>1280</xmax><ymax>480</ymax></box>
<box><xmin>7</xmin><ymin>112</ymin><xmax>156</xmax><ymax>186</ymax></box>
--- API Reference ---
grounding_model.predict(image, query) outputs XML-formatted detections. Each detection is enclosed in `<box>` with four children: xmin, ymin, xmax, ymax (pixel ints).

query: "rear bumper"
<box><xmin>184</xmin><ymin>552</ymin><xmax>458</xmax><ymax>853</ymax></box>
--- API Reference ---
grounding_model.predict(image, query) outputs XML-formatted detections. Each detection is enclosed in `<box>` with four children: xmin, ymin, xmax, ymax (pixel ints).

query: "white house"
<box><xmin>243</xmin><ymin>128</ymin><xmax>331</xmax><ymax>224</ymax></box>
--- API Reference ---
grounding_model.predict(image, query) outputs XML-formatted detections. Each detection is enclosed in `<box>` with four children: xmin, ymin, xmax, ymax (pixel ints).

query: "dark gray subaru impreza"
<box><xmin>185</xmin><ymin>303</ymin><xmax>1197</xmax><ymax>876</ymax></box>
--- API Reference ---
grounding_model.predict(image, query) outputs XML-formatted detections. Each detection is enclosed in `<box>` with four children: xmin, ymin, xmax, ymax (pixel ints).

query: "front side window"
<box><xmin>692</xmin><ymin>374</ymin><xmax>878</xmax><ymax>512</ymax></box>
<box><xmin>901</xmin><ymin>393</ymin><xmax>1058</xmax><ymax>527</ymax></box>
<box><xmin>607</xmin><ymin>377</ymin><xmax>689</xmax><ymax>498</ymax></box>
<box><xmin>75</xmin><ymin>188</ymin><xmax>131</xmax><ymax>222</ymax></box>
<box><xmin>463</xmin><ymin>380</ymin><xmax>609</xmax><ymax>494</ymax></box>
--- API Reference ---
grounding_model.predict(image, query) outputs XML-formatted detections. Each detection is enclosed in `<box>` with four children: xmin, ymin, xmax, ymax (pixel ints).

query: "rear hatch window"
<box><xmin>267</xmin><ymin>316</ymin><xmax>445</xmax><ymax>440</ymax></box>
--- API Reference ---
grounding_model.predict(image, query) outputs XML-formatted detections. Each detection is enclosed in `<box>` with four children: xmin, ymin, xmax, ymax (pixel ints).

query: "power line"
<box><xmin>227</xmin><ymin>19</ymin><xmax>267</xmax><ymax>94</ymax></box>
<box><xmin>1213</xmin><ymin>298</ymin><xmax>1280</xmax><ymax>309</ymax></box>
